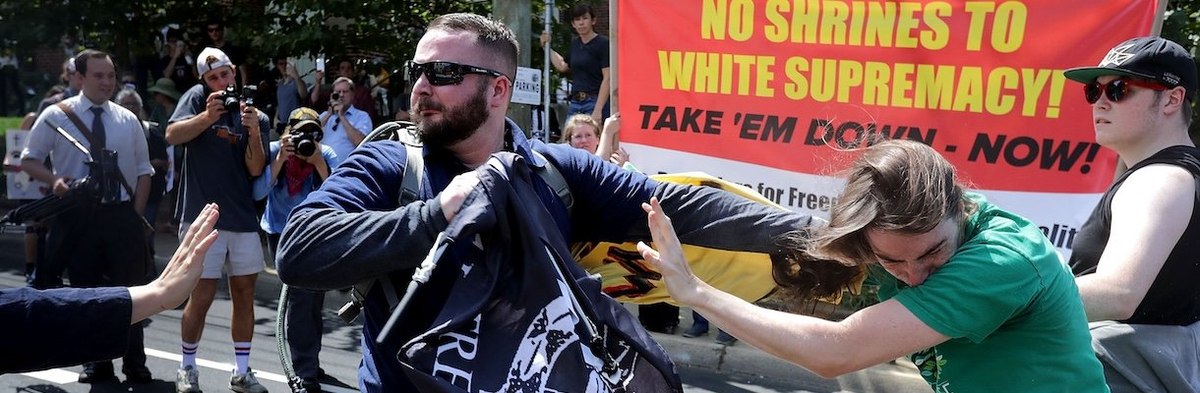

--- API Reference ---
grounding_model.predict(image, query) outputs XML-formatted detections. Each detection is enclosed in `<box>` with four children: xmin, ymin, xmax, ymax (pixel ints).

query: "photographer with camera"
<box><xmin>317</xmin><ymin>76</ymin><xmax>372</xmax><ymax>159</ymax></box>
<box><xmin>20</xmin><ymin>49</ymin><xmax>155</xmax><ymax>384</ymax></box>
<box><xmin>252</xmin><ymin>107</ymin><xmax>339</xmax><ymax>392</ymax></box>
<box><xmin>165</xmin><ymin>46</ymin><xmax>270</xmax><ymax>393</ymax></box>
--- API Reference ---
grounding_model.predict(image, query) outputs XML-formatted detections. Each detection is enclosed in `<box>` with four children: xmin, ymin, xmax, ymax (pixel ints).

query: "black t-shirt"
<box><xmin>160</xmin><ymin>55</ymin><xmax>196</xmax><ymax>92</ymax></box>
<box><xmin>566</xmin><ymin>34</ymin><xmax>610</xmax><ymax>94</ymax></box>
<box><xmin>1069</xmin><ymin>145</ymin><xmax>1200</xmax><ymax>325</ymax></box>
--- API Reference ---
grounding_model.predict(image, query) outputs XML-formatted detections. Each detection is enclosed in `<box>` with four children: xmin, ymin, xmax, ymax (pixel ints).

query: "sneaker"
<box><xmin>715</xmin><ymin>330</ymin><xmax>738</xmax><ymax>346</ymax></box>
<box><xmin>230</xmin><ymin>369</ymin><xmax>269</xmax><ymax>393</ymax></box>
<box><xmin>77</xmin><ymin>361</ymin><xmax>118</xmax><ymax>384</ymax></box>
<box><xmin>176</xmin><ymin>365</ymin><xmax>201</xmax><ymax>393</ymax></box>
<box><xmin>681</xmin><ymin>323</ymin><xmax>709</xmax><ymax>338</ymax></box>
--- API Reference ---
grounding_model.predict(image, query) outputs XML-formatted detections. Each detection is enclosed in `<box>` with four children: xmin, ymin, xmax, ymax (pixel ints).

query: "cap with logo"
<box><xmin>1064</xmin><ymin>36</ymin><xmax>1198</xmax><ymax>102</ymax></box>
<box><xmin>196</xmin><ymin>47</ymin><xmax>233</xmax><ymax>77</ymax></box>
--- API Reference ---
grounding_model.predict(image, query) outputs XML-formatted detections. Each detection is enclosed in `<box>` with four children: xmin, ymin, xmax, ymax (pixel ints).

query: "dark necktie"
<box><xmin>89</xmin><ymin>106</ymin><xmax>106</xmax><ymax>149</ymax></box>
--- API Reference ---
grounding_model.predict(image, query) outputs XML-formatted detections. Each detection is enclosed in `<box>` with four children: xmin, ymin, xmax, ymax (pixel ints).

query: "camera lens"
<box><xmin>296</xmin><ymin>139</ymin><xmax>316</xmax><ymax>157</ymax></box>
<box><xmin>330</xmin><ymin>92</ymin><xmax>341</xmax><ymax>101</ymax></box>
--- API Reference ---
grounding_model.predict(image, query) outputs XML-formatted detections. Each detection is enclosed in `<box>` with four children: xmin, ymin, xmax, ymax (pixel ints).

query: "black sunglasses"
<box><xmin>406</xmin><ymin>60</ymin><xmax>506</xmax><ymax>86</ymax></box>
<box><xmin>1084</xmin><ymin>78</ymin><xmax>1167</xmax><ymax>104</ymax></box>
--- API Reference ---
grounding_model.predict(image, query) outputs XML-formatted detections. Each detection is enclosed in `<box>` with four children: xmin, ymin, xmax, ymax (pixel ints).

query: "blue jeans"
<box><xmin>568</xmin><ymin>96</ymin><xmax>610</xmax><ymax>120</ymax></box>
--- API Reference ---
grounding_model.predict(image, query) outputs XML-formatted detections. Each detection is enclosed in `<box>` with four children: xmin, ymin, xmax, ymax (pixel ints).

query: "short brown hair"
<box><xmin>427</xmin><ymin>13</ymin><xmax>518</xmax><ymax>79</ymax></box>
<box><xmin>73</xmin><ymin>49</ymin><xmax>110</xmax><ymax>76</ymax></box>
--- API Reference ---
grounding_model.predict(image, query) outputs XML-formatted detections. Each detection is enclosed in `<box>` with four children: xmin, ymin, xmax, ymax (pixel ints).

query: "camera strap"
<box><xmin>56</xmin><ymin>102</ymin><xmax>137</xmax><ymax>201</ymax></box>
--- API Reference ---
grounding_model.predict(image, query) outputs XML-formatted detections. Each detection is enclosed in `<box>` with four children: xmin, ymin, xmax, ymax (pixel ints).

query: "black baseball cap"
<box><xmin>1064</xmin><ymin>36</ymin><xmax>1198</xmax><ymax>101</ymax></box>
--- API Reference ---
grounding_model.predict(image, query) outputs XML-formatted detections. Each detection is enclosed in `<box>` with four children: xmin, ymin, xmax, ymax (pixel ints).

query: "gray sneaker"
<box><xmin>176</xmin><ymin>365</ymin><xmax>201</xmax><ymax>393</ymax></box>
<box><xmin>229</xmin><ymin>369</ymin><xmax>268</xmax><ymax>393</ymax></box>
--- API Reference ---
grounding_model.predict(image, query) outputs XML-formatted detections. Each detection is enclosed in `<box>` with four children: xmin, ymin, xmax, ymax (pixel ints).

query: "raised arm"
<box><xmin>540</xmin><ymin>31</ymin><xmax>570</xmax><ymax>73</ymax></box>
<box><xmin>166</xmin><ymin>91</ymin><xmax>222</xmax><ymax>145</ymax></box>
<box><xmin>636</xmin><ymin>198</ymin><xmax>948</xmax><ymax>377</ymax></box>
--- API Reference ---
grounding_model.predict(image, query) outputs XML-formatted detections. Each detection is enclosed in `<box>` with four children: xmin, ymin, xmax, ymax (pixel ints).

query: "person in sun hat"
<box><xmin>1063</xmin><ymin>36</ymin><xmax>1200</xmax><ymax>392</ymax></box>
<box><xmin>252</xmin><ymin>106</ymin><xmax>340</xmax><ymax>393</ymax></box>
<box><xmin>147</xmin><ymin>77</ymin><xmax>181</xmax><ymax>130</ymax></box>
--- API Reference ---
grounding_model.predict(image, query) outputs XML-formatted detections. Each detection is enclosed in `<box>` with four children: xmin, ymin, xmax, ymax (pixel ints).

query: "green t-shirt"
<box><xmin>869</xmin><ymin>194</ymin><xmax>1108</xmax><ymax>392</ymax></box>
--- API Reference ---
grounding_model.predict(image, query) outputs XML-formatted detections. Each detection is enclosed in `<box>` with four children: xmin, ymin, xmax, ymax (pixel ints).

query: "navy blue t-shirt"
<box><xmin>169</xmin><ymin>83</ymin><xmax>270</xmax><ymax>232</ymax></box>
<box><xmin>566</xmin><ymin>35</ymin><xmax>610</xmax><ymax>94</ymax></box>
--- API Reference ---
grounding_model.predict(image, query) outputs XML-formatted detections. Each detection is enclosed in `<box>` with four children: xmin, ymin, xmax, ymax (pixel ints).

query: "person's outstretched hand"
<box><xmin>128</xmin><ymin>203</ymin><xmax>220</xmax><ymax>324</ymax></box>
<box><xmin>636</xmin><ymin>197</ymin><xmax>705</xmax><ymax>305</ymax></box>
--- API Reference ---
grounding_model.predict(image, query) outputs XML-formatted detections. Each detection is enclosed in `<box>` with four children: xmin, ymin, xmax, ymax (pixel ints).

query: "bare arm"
<box><xmin>21</xmin><ymin>158</ymin><xmax>70</xmax><ymax>196</ymax></box>
<box><xmin>128</xmin><ymin>203</ymin><xmax>218</xmax><ymax>324</ymax></box>
<box><xmin>339</xmin><ymin>113</ymin><xmax>366</xmax><ymax>147</ymax></box>
<box><xmin>242</xmin><ymin>106</ymin><xmax>267</xmax><ymax>177</ymax></box>
<box><xmin>540</xmin><ymin>31</ymin><xmax>570</xmax><ymax>73</ymax></box>
<box><xmin>165</xmin><ymin>91</ymin><xmax>222</xmax><ymax>145</ymax></box>
<box><xmin>133</xmin><ymin>175</ymin><xmax>150</xmax><ymax>216</ymax></box>
<box><xmin>596</xmin><ymin>113</ymin><xmax>626</xmax><ymax>166</ymax></box>
<box><xmin>286</xmin><ymin>64</ymin><xmax>308</xmax><ymax>100</ymax></box>
<box><xmin>1076</xmin><ymin>165</ymin><xmax>1194</xmax><ymax>321</ymax></box>
<box><xmin>308</xmin><ymin>71</ymin><xmax>324</xmax><ymax>105</ymax></box>
<box><xmin>636</xmin><ymin>197</ymin><xmax>947</xmax><ymax>377</ymax></box>
<box><xmin>592</xmin><ymin>67</ymin><xmax>611</xmax><ymax>122</ymax></box>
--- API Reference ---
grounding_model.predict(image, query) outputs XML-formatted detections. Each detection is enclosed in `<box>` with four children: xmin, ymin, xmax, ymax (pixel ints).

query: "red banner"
<box><xmin>618</xmin><ymin>0</ymin><xmax>1158</xmax><ymax>193</ymax></box>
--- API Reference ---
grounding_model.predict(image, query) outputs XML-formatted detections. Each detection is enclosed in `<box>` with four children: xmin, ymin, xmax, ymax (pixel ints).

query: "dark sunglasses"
<box><xmin>405</xmin><ymin>60</ymin><xmax>506</xmax><ymax>86</ymax></box>
<box><xmin>1085</xmin><ymin>78</ymin><xmax>1167</xmax><ymax>104</ymax></box>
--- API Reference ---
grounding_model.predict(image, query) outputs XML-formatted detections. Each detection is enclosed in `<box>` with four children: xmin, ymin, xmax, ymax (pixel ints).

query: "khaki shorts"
<box><xmin>179</xmin><ymin>222</ymin><xmax>265</xmax><ymax>279</ymax></box>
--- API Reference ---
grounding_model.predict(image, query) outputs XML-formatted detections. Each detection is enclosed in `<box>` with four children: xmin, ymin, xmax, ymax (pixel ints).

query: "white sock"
<box><xmin>181</xmin><ymin>341</ymin><xmax>199</xmax><ymax>369</ymax></box>
<box><xmin>234</xmin><ymin>342</ymin><xmax>251</xmax><ymax>375</ymax></box>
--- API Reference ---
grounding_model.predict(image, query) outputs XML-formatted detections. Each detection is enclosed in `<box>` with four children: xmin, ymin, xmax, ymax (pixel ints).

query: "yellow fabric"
<box><xmin>572</xmin><ymin>172</ymin><xmax>782</xmax><ymax>306</ymax></box>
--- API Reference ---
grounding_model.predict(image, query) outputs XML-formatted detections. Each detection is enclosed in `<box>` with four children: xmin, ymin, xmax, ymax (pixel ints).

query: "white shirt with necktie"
<box><xmin>318</xmin><ymin>105</ymin><xmax>373</xmax><ymax>159</ymax></box>
<box><xmin>21</xmin><ymin>94</ymin><xmax>153</xmax><ymax>202</ymax></box>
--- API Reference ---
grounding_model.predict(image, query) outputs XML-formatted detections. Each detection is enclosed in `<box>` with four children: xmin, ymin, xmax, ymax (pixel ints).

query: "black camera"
<box><xmin>220</xmin><ymin>85</ymin><xmax>258</xmax><ymax>113</ymax></box>
<box><xmin>291</xmin><ymin>119</ymin><xmax>324</xmax><ymax>157</ymax></box>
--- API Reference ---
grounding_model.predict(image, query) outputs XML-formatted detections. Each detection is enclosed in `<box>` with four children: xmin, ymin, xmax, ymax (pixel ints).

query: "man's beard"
<box><xmin>411</xmin><ymin>80</ymin><xmax>490</xmax><ymax>148</ymax></box>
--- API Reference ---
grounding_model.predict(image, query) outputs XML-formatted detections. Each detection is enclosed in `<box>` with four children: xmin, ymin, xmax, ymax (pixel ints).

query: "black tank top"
<box><xmin>1069</xmin><ymin>145</ymin><xmax>1200</xmax><ymax>325</ymax></box>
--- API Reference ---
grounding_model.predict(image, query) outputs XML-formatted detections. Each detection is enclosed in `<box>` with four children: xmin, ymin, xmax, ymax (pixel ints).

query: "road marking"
<box><xmin>144</xmin><ymin>348</ymin><xmax>358</xmax><ymax>393</ymax></box>
<box><xmin>20</xmin><ymin>368</ymin><xmax>77</xmax><ymax>384</ymax></box>
<box><xmin>144</xmin><ymin>348</ymin><xmax>287</xmax><ymax>383</ymax></box>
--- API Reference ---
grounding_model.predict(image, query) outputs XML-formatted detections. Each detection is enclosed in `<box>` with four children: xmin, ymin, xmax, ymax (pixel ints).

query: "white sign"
<box><xmin>5</xmin><ymin>129</ymin><xmax>49</xmax><ymax>200</ymax></box>
<box><xmin>511</xmin><ymin>67</ymin><xmax>542</xmax><ymax>105</ymax></box>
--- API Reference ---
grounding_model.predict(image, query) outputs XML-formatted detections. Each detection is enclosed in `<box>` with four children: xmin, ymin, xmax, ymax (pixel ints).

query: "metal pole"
<box><xmin>543</xmin><ymin>0</ymin><xmax>555</xmax><ymax>143</ymax></box>
<box><xmin>609</xmin><ymin>0</ymin><xmax>618</xmax><ymax>113</ymax></box>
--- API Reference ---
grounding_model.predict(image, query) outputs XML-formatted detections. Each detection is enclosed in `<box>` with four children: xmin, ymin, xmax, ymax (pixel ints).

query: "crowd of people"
<box><xmin>1</xmin><ymin>5</ymin><xmax>1197</xmax><ymax>393</ymax></box>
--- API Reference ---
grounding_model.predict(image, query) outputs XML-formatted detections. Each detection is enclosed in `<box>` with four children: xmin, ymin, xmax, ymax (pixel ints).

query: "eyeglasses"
<box><xmin>405</xmin><ymin>60</ymin><xmax>506</xmax><ymax>86</ymax></box>
<box><xmin>1084</xmin><ymin>78</ymin><xmax>1168</xmax><ymax>104</ymax></box>
<box><xmin>207</xmin><ymin>27</ymin><xmax>221</xmax><ymax>32</ymax></box>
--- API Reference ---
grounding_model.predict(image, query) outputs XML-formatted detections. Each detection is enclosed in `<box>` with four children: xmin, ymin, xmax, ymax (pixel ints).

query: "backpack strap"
<box><xmin>531</xmin><ymin>150</ymin><xmax>573</xmax><ymax>213</ymax></box>
<box><xmin>56</xmin><ymin>102</ymin><xmax>101</xmax><ymax>150</ymax></box>
<box><xmin>339</xmin><ymin>121</ymin><xmax>423</xmax><ymax>323</ymax></box>
<box><xmin>55</xmin><ymin>102</ymin><xmax>136</xmax><ymax>201</ymax></box>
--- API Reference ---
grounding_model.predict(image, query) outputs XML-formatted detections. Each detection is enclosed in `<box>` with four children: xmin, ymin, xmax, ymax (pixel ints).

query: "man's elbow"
<box><xmin>164</xmin><ymin>128</ymin><xmax>184</xmax><ymax>145</ymax></box>
<box><xmin>1106</xmin><ymin>298</ymin><xmax>1141</xmax><ymax>321</ymax></box>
